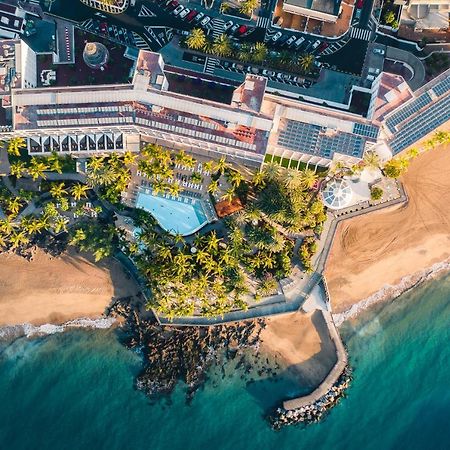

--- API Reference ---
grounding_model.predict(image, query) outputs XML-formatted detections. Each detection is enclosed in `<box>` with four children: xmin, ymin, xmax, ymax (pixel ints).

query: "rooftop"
<box><xmin>283</xmin><ymin>0</ymin><xmax>341</xmax><ymax>15</ymax></box>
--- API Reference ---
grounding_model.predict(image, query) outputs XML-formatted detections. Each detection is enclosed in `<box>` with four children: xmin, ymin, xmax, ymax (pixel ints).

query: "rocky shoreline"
<box><xmin>108</xmin><ymin>299</ymin><xmax>270</xmax><ymax>403</ymax></box>
<box><xmin>268</xmin><ymin>366</ymin><xmax>352</xmax><ymax>430</ymax></box>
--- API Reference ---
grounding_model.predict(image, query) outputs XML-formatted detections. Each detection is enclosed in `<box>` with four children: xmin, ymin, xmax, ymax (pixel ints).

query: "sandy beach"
<box><xmin>325</xmin><ymin>144</ymin><xmax>450</xmax><ymax>314</ymax></box>
<box><xmin>0</xmin><ymin>248</ymin><xmax>140</xmax><ymax>326</ymax></box>
<box><xmin>260</xmin><ymin>310</ymin><xmax>337</xmax><ymax>387</ymax></box>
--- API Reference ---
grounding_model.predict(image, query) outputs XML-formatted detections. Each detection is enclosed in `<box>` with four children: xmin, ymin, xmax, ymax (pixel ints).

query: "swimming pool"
<box><xmin>136</xmin><ymin>190</ymin><xmax>209</xmax><ymax>236</ymax></box>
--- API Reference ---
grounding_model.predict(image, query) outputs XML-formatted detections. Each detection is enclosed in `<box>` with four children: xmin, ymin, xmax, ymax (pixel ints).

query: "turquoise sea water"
<box><xmin>1</xmin><ymin>274</ymin><xmax>450</xmax><ymax>450</ymax></box>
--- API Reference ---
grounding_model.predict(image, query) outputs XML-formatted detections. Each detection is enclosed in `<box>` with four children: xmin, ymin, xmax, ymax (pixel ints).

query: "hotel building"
<box><xmin>0</xmin><ymin>39</ymin><xmax>448</xmax><ymax>169</ymax></box>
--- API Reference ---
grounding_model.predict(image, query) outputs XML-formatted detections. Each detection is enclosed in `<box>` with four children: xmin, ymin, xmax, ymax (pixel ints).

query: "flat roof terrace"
<box><xmin>283</xmin><ymin>0</ymin><xmax>341</xmax><ymax>15</ymax></box>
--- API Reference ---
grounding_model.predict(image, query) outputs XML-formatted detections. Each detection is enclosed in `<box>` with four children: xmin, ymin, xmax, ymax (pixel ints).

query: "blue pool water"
<box><xmin>1</xmin><ymin>274</ymin><xmax>450</xmax><ymax>449</ymax></box>
<box><xmin>136</xmin><ymin>190</ymin><xmax>208</xmax><ymax>236</ymax></box>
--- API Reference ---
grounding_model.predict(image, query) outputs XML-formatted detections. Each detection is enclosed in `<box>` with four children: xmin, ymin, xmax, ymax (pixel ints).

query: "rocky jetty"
<box><xmin>108</xmin><ymin>300</ymin><xmax>266</xmax><ymax>402</ymax></box>
<box><xmin>268</xmin><ymin>366</ymin><xmax>352</xmax><ymax>429</ymax></box>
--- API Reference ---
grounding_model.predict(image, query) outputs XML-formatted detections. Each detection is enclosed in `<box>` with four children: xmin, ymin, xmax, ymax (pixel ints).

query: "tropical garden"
<box><xmin>184</xmin><ymin>29</ymin><xmax>318</xmax><ymax>76</ymax></box>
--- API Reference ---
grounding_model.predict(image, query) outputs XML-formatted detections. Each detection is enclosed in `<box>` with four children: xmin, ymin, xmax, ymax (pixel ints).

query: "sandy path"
<box><xmin>260</xmin><ymin>310</ymin><xmax>337</xmax><ymax>387</ymax></box>
<box><xmin>0</xmin><ymin>248</ymin><xmax>140</xmax><ymax>326</ymax></box>
<box><xmin>325</xmin><ymin>144</ymin><xmax>450</xmax><ymax>313</ymax></box>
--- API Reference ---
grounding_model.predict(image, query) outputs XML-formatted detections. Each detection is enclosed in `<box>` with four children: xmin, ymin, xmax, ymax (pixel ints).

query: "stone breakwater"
<box><xmin>268</xmin><ymin>366</ymin><xmax>352</xmax><ymax>430</ymax></box>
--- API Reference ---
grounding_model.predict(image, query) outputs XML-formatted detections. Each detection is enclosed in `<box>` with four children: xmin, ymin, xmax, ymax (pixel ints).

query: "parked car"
<box><xmin>317</xmin><ymin>41</ymin><xmax>329</xmax><ymax>53</ymax></box>
<box><xmin>166</xmin><ymin>0</ymin><xmax>178</xmax><ymax>10</ymax></box>
<box><xmin>237</xmin><ymin>25</ymin><xmax>248</xmax><ymax>35</ymax></box>
<box><xmin>285</xmin><ymin>35</ymin><xmax>297</xmax><ymax>47</ymax></box>
<box><xmin>179</xmin><ymin>8</ymin><xmax>190</xmax><ymax>18</ymax></box>
<box><xmin>293</xmin><ymin>36</ymin><xmax>305</xmax><ymax>48</ymax></box>
<box><xmin>224</xmin><ymin>20</ymin><xmax>234</xmax><ymax>31</ymax></box>
<box><xmin>99</xmin><ymin>22</ymin><xmax>107</xmax><ymax>33</ymax></box>
<box><xmin>262</xmin><ymin>69</ymin><xmax>276</xmax><ymax>77</ymax></box>
<box><xmin>200</xmin><ymin>16</ymin><xmax>211</xmax><ymax>27</ymax></box>
<box><xmin>185</xmin><ymin>10</ymin><xmax>197</xmax><ymax>21</ymax></box>
<box><xmin>271</xmin><ymin>31</ymin><xmax>283</xmax><ymax>42</ymax></box>
<box><xmin>230</xmin><ymin>24</ymin><xmax>240</xmax><ymax>34</ymax></box>
<box><xmin>311</xmin><ymin>40</ymin><xmax>321</xmax><ymax>50</ymax></box>
<box><xmin>193</xmin><ymin>12</ymin><xmax>204</xmax><ymax>23</ymax></box>
<box><xmin>172</xmin><ymin>5</ymin><xmax>184</xmax><ymax>15</ymax></box>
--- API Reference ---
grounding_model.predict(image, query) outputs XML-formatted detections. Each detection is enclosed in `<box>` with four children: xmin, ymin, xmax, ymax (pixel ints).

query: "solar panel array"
<box><xmin>390</xmin><ymin>94</ymin><xmax>450</xmax><ymax>154</ymax></box>
<box><xmin>353</xmin><ymin>123</ymin><xmax>379</xmax><ymax>140</ymax></box>
<box><xmin>431</xmin><ymin>76</ymin><xmax>450</xmax><ymax>98</ymax></box>
<box><xmin>278</xmin><ymin>121</ymin><xmax>322</xmax><ymax>155</ymax></box>
<box><xmin>385</xmin><ymin>92</ymin><xmax>433</xmax><ymax>133</ymax></box>
<box><xmin>278</xmin><ymin>120</ymin><xmax>366</xmax><ymax>159</ymax></box>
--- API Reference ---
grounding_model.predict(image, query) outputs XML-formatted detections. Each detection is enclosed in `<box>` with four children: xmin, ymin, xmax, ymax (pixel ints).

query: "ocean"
<box><xmin>1</xmin><ymin>274</ymin><xmax>450</xmax><ymax>450</ymax></box>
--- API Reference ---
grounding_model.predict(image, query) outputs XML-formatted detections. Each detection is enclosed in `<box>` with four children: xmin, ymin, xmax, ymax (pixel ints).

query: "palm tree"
<box><xmin>238</xmin><ymin>44</ymin><xmax>251</xmax><ymax>62</ymax></box>
<box><xmin>363</xmin><ymin>150</ymin><xmax>381</xmax><ymax>169</ymax></box>
<box><xmin>48</xmin><ymin>152</ymin><xmax>63</xmax><ymax>174</ymax></box>
<box><xmin>122</xmin><ymin>151</ymin><xmax>136</xmax><ymax>165</ymax></box>
<box><xmin>186</xmin><ymin>28</ymin><xmax>206</xmax><ymax>50</ymax></box>
<box><xmin>278</xmin><ymin>50</ymin><xmax>292</xmax><ymax>67</ymax></box>
<box><xmin>208</xmin><ymin>179</ymin><xmax>219</xmax><ymax>194</ymax></box>
<box><xmin>9</xmin><ymin>231</ymin><xmax>29</xmax><ymax>249</ymax></box>
<box><xmin>10</xmin><ymin>161</ymin><xmax>26</xmax><ymax>178</ymax></box>
<box><xmin>87</xmin><ymin>156</ymin><xmax>104</xmax><ymax>174</ymax></box>
<box><xmin>206</xmin><ymin>231</ymin><xmax>220</xmax><ymax>253</ymax></box>
<box><xmin>406</xmin><ymin>147</ymin><xmax>419</xmax><ymax>159</ymax></box>
<box><xmin>50</xmin><ymin>182</ymin><xmax>68</xmax><ymax>200</ymax></box>
<box><xmin>6</xmin><ymin>197</ymin><xmax>23</xmax><ymax>216</ymax></box>
<box><xmin>191</xmin><ymin>172</ymin><xmax>203</xmax><ymax>184</ymax></box>
<box><xmin>71</xmin><ymin>183</ymin><xmax>89</xmax><ymax>201</ymax></box>
<box><xmin>252</xmin><ymin>42</ymin><xmax>267</xmax><ymax>64</ymax></box>
<box><xmin>70</xmin><ymin>228</ymin><xmax>87</xmax><ymax>246</ymax></box>
<box><xmin>239</xmin><ymin>0</ymin><xmax>258</xmax><ymax>16</ymax></box>
<box><xmin>7</xmin><ymin>137</ymin><xmax>26</xmax><ymax>157</ymax></box>
<box><xmin>252</xmin><ymin>171</ymin><xmax>266</xmax><ymax>188</ymax></box>
<box><xmin>204</xmin><ymin>160</ymin><xmax>215</xmax><ymax>174</ymax></box>
<box><xmin>214</xmin><ymin>156</ymin><xmax>228</xmax><ymax>175</ymax></box>
<box><xmin>28</xmin><ymin>157</ymin><xmax>48</xmax><ymax>181</ymax></box>
<box><xmin>212</xmin><ymin>34</ymin><xmax>232</xmax><ymax>58</ymax></box>
<box><xmin>283</xmin><ymin>169</ymin><xmax>302</xmax><ymax>190</ymax></box>
<box><xmin>300</xmin><ymin>169</ymin><xmax>318</xmax><ymax>190</ymax></box>
<box><xmin>229</xmin><ymin>170</ymin><xmax>244</xmax><ymax>187</ymax></box>
<box><xmin>298</xmin><ymin>53</ymin><xmax>315</xmax><ymax>72</ymax></box>
<box><xmin>168</xmin><ymin>182</ymin><xmax>182</xmax><ymax>197</ymax></box>
<box><xmin>221</xmin><ymin>187</ymin><xmax>235</xmax><ymax>203</ymax></box>
<box><xmin>27</xmin><ymin>218</ymin><xmax>44</xmax><ymax>235</ymax></box>
<box><xmin>54</xmin><ymin>216</ymin><xmax>69</xmax><ymax>234</ymax></box>
<box><xmin>263</xmin><ymin>161</ymin><xmax>280</xmax><ymax>181</ymax></box>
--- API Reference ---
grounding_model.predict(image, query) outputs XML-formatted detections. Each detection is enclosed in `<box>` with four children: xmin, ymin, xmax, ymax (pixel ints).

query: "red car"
<box><xmin>185</xmin><ymin>10</ymin><xmax>197</xmax><ymax>21</ymax></box>
<box><xmin>99</xmin><ymin>22</ymin><xmax>107</xmax><ymax>33</ymax></box>
<box><xmin>237</xmin><ymin>25</ymin><xmax>248</xmax><ymax>35</ymax></box>
<box><xmin>356</xmin><ymin>0</ymin><xmax>363</xmax><ymax>8</ymax></box>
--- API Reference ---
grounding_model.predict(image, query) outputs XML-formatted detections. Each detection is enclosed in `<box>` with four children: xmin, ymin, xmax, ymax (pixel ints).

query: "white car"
<box><xmin>200</xmin><ymin>16</ymin><xmax>211</xmax><ymax>27</ymax></box>
<box><xmin>172</xmin><ymin>5</ymin><xmax>184</xmax><ymax>16</ymax></box>
<box><xmin>312</xmin><ymin>40</ymin><xmax>321</xmax><ymax>50</ymax></box>
<box><xmin>224</xmin><ymin>20</ymin><xmax>234</xmax><ymax>32</ymax></box>
<box><xmin>293</xmin><ymin>37</ymin><xmax>305</xmax><ymax>48</ymax></box>
<box><xmin>194</xmin><ymin>12</ymin><xmax>204</xmax><ymax>23</ymax></box>
<box><xmin>373</xmin><ymin>48</ymin><xmax>385</xmax><ymax>55</ymax></box>
<box><xmin>179</xmin><ymin>8</ymin><xmax>190</xmax><ymax>18</ymax></box>
<box><xmin>285</xmin><ymin>35</ymin><xmax>296</xmax><ymax>47</ymax></box>
<box><xmin>272</xmin><ymin>31</ymin><xmax>282</xmax><ymax>42</ymax></box>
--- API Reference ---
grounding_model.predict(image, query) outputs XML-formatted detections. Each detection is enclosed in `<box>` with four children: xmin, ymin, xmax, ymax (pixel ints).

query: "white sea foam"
<box><xmin>0</xmin><ymin>317</ymin><xmax>117</xmax><ymax>340</ymax></box>
<box><xmin>333</xmin><ymin>258</ymin><xmax>450</xmax><ymax>327</ymax></box>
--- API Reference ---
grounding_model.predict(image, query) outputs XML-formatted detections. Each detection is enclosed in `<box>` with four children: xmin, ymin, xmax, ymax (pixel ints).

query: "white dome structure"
<box><xmin>322</xmin><ymin>179</ymin><xmax>353</xmax><ymax>210</ymax></box>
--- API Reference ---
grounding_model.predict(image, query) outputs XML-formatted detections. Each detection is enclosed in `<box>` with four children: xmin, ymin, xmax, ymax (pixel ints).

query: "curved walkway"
<box><xmin>385</xmin><ymin>46</ymin><xmax>426</xmax><ymax>90</ymax></box>
<box><xmin>283</xmin><ymin>310</ymin><xmax>347</xmax><ymax>410</ymax></box>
